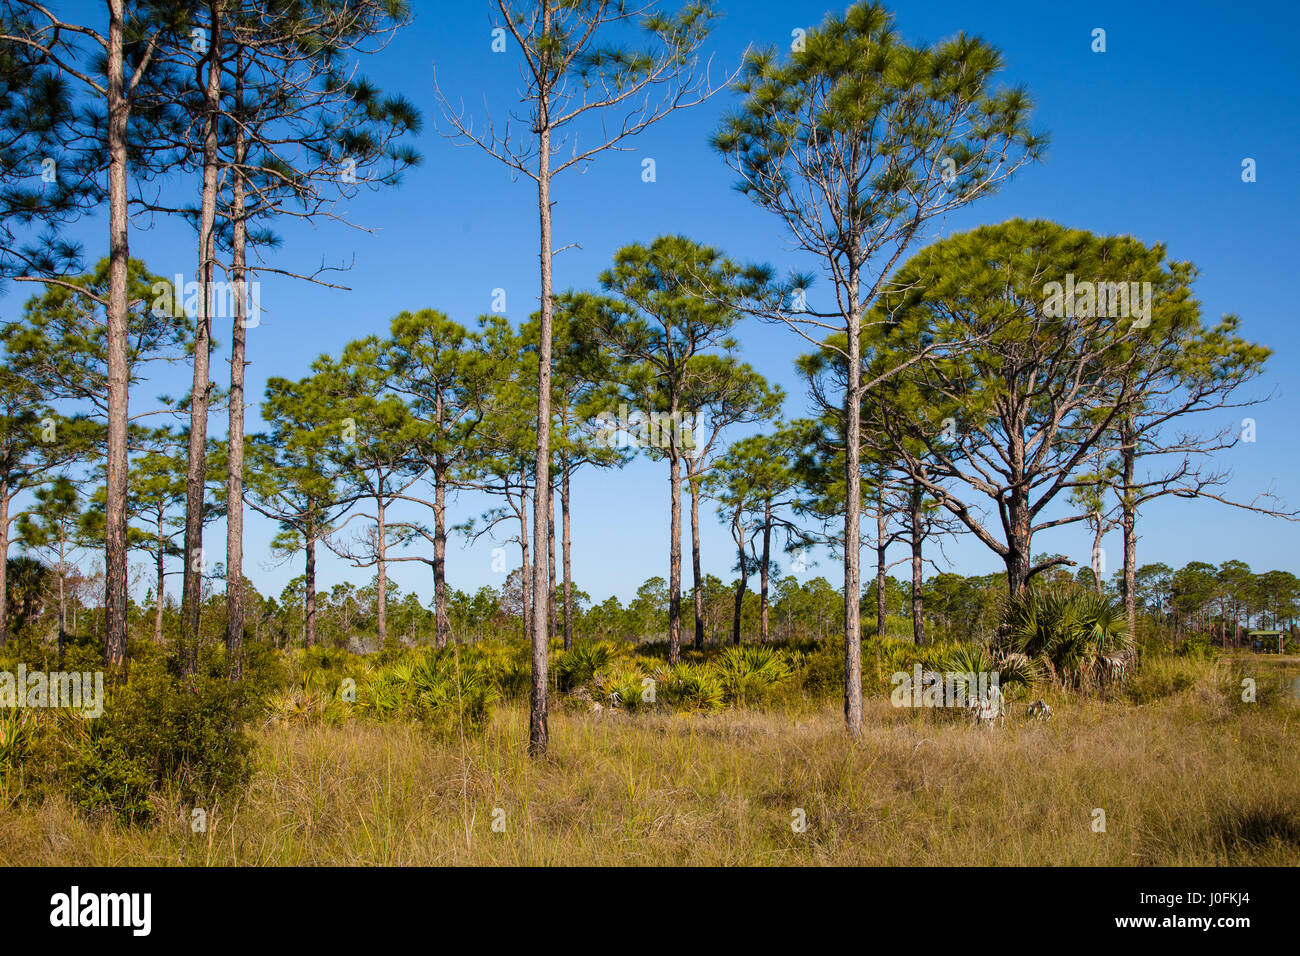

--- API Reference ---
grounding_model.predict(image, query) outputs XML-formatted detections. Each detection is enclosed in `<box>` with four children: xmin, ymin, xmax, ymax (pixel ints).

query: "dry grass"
<box><xmin>1</xmin><ymin>671</ymin><xmax>1296</xmax><ymax>866</ymax></box>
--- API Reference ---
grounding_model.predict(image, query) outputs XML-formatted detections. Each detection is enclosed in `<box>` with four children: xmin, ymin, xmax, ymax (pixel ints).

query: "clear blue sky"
<box><xmin>9</xmin><ymin>0</ymin><xmax>1300</xmax><ymax>607</ymax></box>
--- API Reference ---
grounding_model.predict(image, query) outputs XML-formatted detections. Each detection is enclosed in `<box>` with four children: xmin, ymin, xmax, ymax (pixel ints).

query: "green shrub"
<box><xmin>64</xmin><ymin>649</ymin><xmax>255</xmax><ymax>824</ymax></box>
<box><xmin>1001</xmin><ymin>586</ymin><xmax>1133</xmax><ymax>690</ymax></box>
<box><xmin>1177</xmin><ymin>634</ymin><xmax>1219</xmax><ymax>661</ymax></box>
<box><xmin>709</xmin><ymin>645</ymin><xmax>792</xmax><ymax>706</ymax></box>
<box><xmin>554</xmin><ymin>642</ymin><xmax>613</xmax><ymax>692</ymax></box>
<box><xmin>658</xmin><ymin>662</ymin><xmax>725</xmax><ymax>712</ymax></box>
<box><xmin>593</xmin><ymin>661</ymin><xmax>653</xmax><ymax>712</ymax></box>
<box><xmin>356</xmin><ymin>648</ymin><xmax>498</xmax><ymax>735</ymax></box>
<box><xmin>793</xmin><ymin>639</ymin><xmax>844</xmax><ymax>698</ymax></box>
<box><xmin>931</xmin><ymin>642</ymin><xmax>1037</xmax><ymax>698</ymax></box>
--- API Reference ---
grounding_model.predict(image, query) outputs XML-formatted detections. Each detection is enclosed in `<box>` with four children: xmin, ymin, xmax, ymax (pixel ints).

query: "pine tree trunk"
<box><xmin>731</xmin><ymin>526</ymin><xmax>747</xmax><ymax>646</ymax></box>
<box><xmin>910</xmin><ymin>479</ymin><xmax>924</xmax><ymax>646</ymax></box>
<box><xmin>876</xmin><ymin>499</ymin><xmax>887</xmax><ymax>639</ymax></box>
<box><xmin>1121</xmin><ymin>418</ymin><xmax>1138</xmax><ymax>639</ymax></box>
<box><xmin>548</xmin><ymin>487</ymin><xmax>557</xmax><ymax>639</ymax></box>
<box><xmin>561</xmin><ymin>460</ymin><xmax>573</xmax><ymax>651</ymax></box>
<box><xmin>154</xmin><ymin>520</ymin><xmax>165</xmax><ymax>643</ymax></box>
<box><xmin>180</xmin><ymin>0</ymin><xmax>224</xmax><ymax>674</ymax></box>
<box><xmin>1005</xmin><ymin>430</ymin><xmax>1032</xmax><ymax>597</ymax></box>
<box><xmin>843</xmin><ymin>271</ymin><xmax>863</xmax><ymax>737</ymax></box>
<box><xmin>433</xmin><ymin>458</ymin><xmax>449</xmax><ymax>648</ymax></box>
<box><xmin>375</xmin><ymin>498</ymin><xmax>387</xmax><ymax>647</ymax></box>
<box><xmin>103</xmin><ymin>0</ymin><xmax>132</xmax><ymax>674</ymax></box>
<box><xmin>667</xmin><ymin>416</ymin><xmax>682</xmax><ymax>665</ymax></box>
<box><xmin>759</xmin><ymin>499</ymin><xmax>771</xmax><ymax>643</ymax></box>
<box><xmin>527</xmin><ymin>77</ymin><xmax>554</xmax><ymax>754</ymax></box>
<box><xmin>56</xmin><ymin>543</ymin><xmax>66</xmax><ymax>662</ymax></box>
<box><xmin>225</xmin><ymin>48</ymin><xmax>248</xmax><ymax>680</ymax></box>
<box><xmin>690</xmin><ymin>474</ymin><xmax>705</xmax><ymax>650</ymax></box>
<box><xmin>0</xmin><ymin>484</ymin><xmax>10</xmax><ymax>645</ymax></box>
<box><xmin>304</xmin><ymin>525</ymin><xmax>317</xmax><ymax>648</ymax></box>
<box><xmin>519</xmin><ymin>485</ymin><xmax>532</xmax><ymax>642</ymax></box>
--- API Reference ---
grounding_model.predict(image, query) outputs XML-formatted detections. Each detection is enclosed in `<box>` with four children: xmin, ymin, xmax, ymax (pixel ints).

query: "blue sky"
<box><xmin>8</xmin><ymin>0</ymin><xmax>1300</xmax><ymax>607</ymax></box>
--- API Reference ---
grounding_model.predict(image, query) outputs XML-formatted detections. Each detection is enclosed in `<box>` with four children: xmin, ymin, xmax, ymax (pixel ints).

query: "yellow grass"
<box><xmin>1</xmin><ymin>669</ymin><xmax>1296</xmax><ymax>865</ymax></box>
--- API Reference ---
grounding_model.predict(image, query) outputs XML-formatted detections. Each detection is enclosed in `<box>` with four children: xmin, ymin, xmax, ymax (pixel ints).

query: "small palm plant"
<box><xmin>554</xmin><ymin>641</ymin><xmax>614</xmax><ymax>692</ymax></box>
<box><xmin>657</xmin><ymin>662</ymin><xmax>726</xmax><ymax>713</ymax></box>
<box><xmin>710</xmin><ymin>645</ymin><xmax>792</xmax><ymax>707</ymax></box>
<box><xmin>1000</xmin><ymin>587</ymin><xmax>1133</xmax><ymax>691</ymax></box>
<box><xmin>593</xmin><ymin>662</ymin><xmax>652</xmax><ymax>712</ymax></box>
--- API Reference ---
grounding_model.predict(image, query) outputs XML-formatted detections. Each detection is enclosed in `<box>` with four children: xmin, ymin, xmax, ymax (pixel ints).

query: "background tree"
<box><xmin>871</xmin><ymin>221</ymin><xmax>1179</xmax><ymax>597</ymax></box>
<box><xmin>0</xmin><ymin>369</ymin><xmax>94</xmax><ymax>644</ymax></box>
<box><xmin>17</xmin><ymin>475</ymin><xmax>87</xmax><ymax>658</ymax></box>
<box><xmin>387</xmin><ymin>309</ymin><xmax>491</xmax><ymax>648</ymax></box>
<box><xmin>679</xmin><ymin>355</ymin><xmax>782</xmax><ymax>648</ymax></box>
<box><xmin>596</xmin><ymin>234</ymin><xmax>761</xmax><ymax>663</ymax></box>
<box><xmin>3</xmin><ymin>0</ymin><xmax>182</xmax><ymax>671</ymax></box>
<box><xmin>311</xmin><ymin>339</ymin><xmax>422</xmax><ymax>650</ymax></box>
<box><xmin>527</xmin><ymin>292</ymin><xmax>630</xmax><ymax>650</ymax></box>
<box><xmin>436</xmin><ymin>0</ymin><xmax>721</xmax><ymax>756</ymax></box>
<box><xmin>711</xmin><ymin>0</ymin><xmax>1043</xmax><ymax>734</ymax></box>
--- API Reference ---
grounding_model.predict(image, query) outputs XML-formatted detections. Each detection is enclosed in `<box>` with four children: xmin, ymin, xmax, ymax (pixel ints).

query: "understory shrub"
<box><xmin>65</xmin><ymin>647</ymin><xmax>256</xmax><ymax>824</ymax></box>
<box><xmin>1000</xmin><ymin>586</ymin><xmax>1133</xmax><ymax>690</ymax></box>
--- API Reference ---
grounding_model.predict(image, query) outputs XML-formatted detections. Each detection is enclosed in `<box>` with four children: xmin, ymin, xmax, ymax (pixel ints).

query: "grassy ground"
<box><xmin>1</xmin><ymin>657</ymin><xmax>1296</xmax><ymax>866</ymax></box>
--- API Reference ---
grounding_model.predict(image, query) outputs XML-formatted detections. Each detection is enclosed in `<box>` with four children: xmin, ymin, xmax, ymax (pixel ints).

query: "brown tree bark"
<box><xmin>103</xmin><ymin>0</ymin><xmax>131</xmax><ymax>674</ymax></box>
<box><xmin>225</xmin><ymin>45</ymin><xmax>248</xmax><ymax>680</ymax></box>
<box><xmin>179</xmin><ymin>0</ymin><xmax>225</xmax><ymax>673</ymax></box>
<box><xmin>843</xmin><ymin>270</ymin><xmax>863</xmax><ymax>737</ymax></box>
<box><xmin>1120</xmin><ymin>417</ymin><xmax>1138</xmax><ymax>639</ymax></box>
<box><xmin>667</xmin><ymin>404</ymin><xmax>683</xmax><ymax>664</ymax></box>
<box><xmin>154</xmin><ymin>519</ymin><xmax>165</xmax><ymax>643</ymax></box>
<box><xmin>759</xmin><ymin>499</ymin><xmax>771</xmax><ymax>643</ymax></box>
<box><xmin>876</xmin><ymin>499</ymin><xmax>887</xmax><ymax>639</ymax></box>
<box><xmin>375</xmin><ymin>499</ymin><xmax>387</xmax><ymax>647</ymax></box>
<box><xmin>690</xmin><ymin>476</ymin><xmax>705</xmax><ymax>650</ymax></box>
<box><xmin>910</xmin><ymin>479</ymin><xmax>925</xmax><ymax>646</ymax></box>
<box><xmin>433</xmin><ymin>457</ymin><xmax>449</xmax><ymax>648</ymax></box>
<box><xmin>304</xmin><ymin>523</ymin><xmax>317</xmax><ymax>648</ymax></box>
<box><xmin>0</xmin><ymin>484</ymin><xmax>10</xmax><ymax>644</ymax></box>
<box><xmin>731</xmin><ymin>531</ymin><xmax>748</xmax><ymax>646</ymax></box>
<box><xmin>548</xmin><ymin>486</ymin><xmax>557</xmax><ymax>639</ymax></box>
<box><xmin>561</xmin><ymin>459</ymin><xmax>574</xmax><ymax>651</ymax></box>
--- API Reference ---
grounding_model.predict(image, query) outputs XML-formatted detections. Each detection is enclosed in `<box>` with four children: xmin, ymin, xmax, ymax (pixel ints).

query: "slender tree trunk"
<box><xmin>875</xmin><ymin>499</ymin><xmax>887</xmax><ymax>639</ymax></box>
<box><xmin>304</xmin><ymin>525</ymin><xmax>316</xmax><ymax>648</ymax></box>
<box><xmin>910</xmin><ymin>479</ymin><xmax>924</xmax><ymax>646</ymax></box>
<box><xmin>225</xmin><ymin>48</ymin><xmax>248</xmax><ymax>680</ymax></box>
<box><xmin>689</xmin><ymin>473</ymin><xmax>705</xmax><ymax>650</ymax></box>
<box><xmin>759</xmin><ymin>500</ymin><xmax>771</xmax><ymax>643</ymax></box>
<box><xmin>519</xmin><ymin>485</ymin><xmax>531</xmax><ymax>643</ymax></box>
<box><xmin>56</xmin><ymin>543</ymin><xmax>66</xmax><ymax>662</ymax></box>
<box><xmin>561</xmin><ymin>459</ymin><xmax>573</xmax><ymax>651</ymax></box>
<box><xmin>154</xmin><ymin>521</ymin><xmax>165</xmax><ymax>644</ymax></box>
<box><xmin>843</xmin><ymin>272</ymin><xmax>863</xmax><ymax>737</ymax></box>
<box><xmin>731</xmin><ymin>523</ymin><xmax>748</xmax><ymax>646</ymax></box>
<box><xmin>548</xmin><ymin>487</ymin><xmax>557</xmax><ymax>639</ymax></box>
<box><xmin>667</xmin><ymin>428</ymin><xmax>682</xmax><ymax>664</ymax></box>
<box><xmin>103</xmin><ymin>0</ymin><xmax>131</xmax><ymax>673</ymax></box>
<box><xmin>0</xmin><ymin>485</ymin><xmax>9</xmax><ymax>645</ymax></box>
<box><xmin>433</xmin><ymin>459</ymin><xmax>449</xmax><ymax>648</ymax></box>
<box><xmin>1091</xmin><ymin>520</ymin><xmax>1106</xmax><ymax>595</ymax></box>
<box><xmin>180</xmin><ymin>0</ymin><xmax>224</xmax><ymax>674</ymax></box>
<box><xmin>525</xmin><ymin>8</ymin><xmax>557</xmax><ymax>757</ymax></box>
<box><xmin>375</xmin><ymin>498</ymin><xmax>387</xmax><ymax>647</ymax></box>
<box><xmin>1120</xmin><ymin>418</ymin><xmax>1138</xmax><ymax>638</ymax></box>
